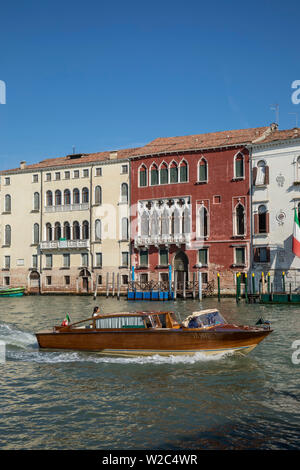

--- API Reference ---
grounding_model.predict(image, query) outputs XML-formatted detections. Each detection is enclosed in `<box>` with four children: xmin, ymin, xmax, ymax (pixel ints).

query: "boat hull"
<box><xmin>0</xmin><ymin>288</ymin><xmax>25</xmax><ymax>297</ymax></box>
<box><xmin>36</xmin><ymin>328</ymin><xmax>271</xmax><ymax>357</ymax></box>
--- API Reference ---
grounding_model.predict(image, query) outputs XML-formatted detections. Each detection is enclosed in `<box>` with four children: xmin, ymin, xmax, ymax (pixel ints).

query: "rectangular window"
<box><xmin>235</xmin><ymin>247</ymin><xmax>245</xmax><ymax>265</ymax></box>
<box><xmin>4</xmin><ymin>177</ymin><xmax>10</xmax><ymax>185</ymax></box>
<box><xmin>64</xmin><ymin>275</ymin><xmax>70</xmax><ymax>285</ymax></box>
<box><xmin>122</xmin><ymin>274</ymin><xmax>128</xmax><ymax>285</ymax></box>
<box><xmin>95</xmin><ymin>252</ymin><xmax>102</xmax><ymax>267</ymax></box>
<box><xmin>63</xmin><ymin>253</ymin><xmax>70</xmax><ymax>268</ymax></box>
<box><xmin>98</xmin><ymin>275</ymin><xmax>102</xmax><ymax>285</ymax></box>
<box><xmin>121</xmin><ymin>165</ymin><xmax>128</xmax><ymax>174</ymax></box>
<box><xmin>121</xmin><ymin>252</ymin><xmax>129</xmax><ymax>267</ymax></box>
<box><xmin>139</xmin><ymin>250</ymin><xmax>148</xmax><ymax>267</ymax></box>
<box><xmin>45</xmin><ymin>254</ymin><xmax>52</xmax><ymax>268</ymax></box>
<box><xmin>4</xmin><ymin>256</ymin><xmax>10</xmax><ymax>269</ymax></box>
<box><xmin>199</xmin><ymin>248</ymin><xmax>208</xmax><ymax>265</ymax></box>
<box><xmin>83</xmin><ymin>169</ymin><xmax>89</xmax><ymax>178</ymax></box>
<box><xmin>140</xmin><ymin>273</ymin><xmax>148</xmax><ymax>283</ymax></box>
<box><xmin>201</xmin><ymin>272</ymin><xmax>208</xmax><ymax>284</ymax></box>
<box><xmin>55</xmin><ymin>172</ymin><xmax>61</xmax><ymax>181</ymax></box>
<box><xmin>33</xmin><ymin>174</ymin><xmax>38</xmax><ymax>183</ymax></box>
<box><xmin>160</xmin><ymin>273</ymin><xmax>169</xmax><ymax>283</ymax></box>
<box><xmin>4</xmin><ymin>276</ymin><xmax>10</xmax><ymax>286</ymax></box>
<box><xmin>32</xmin><ymin>255</ymin><xmax>38</xmax><ymax>268</ymax></box>
<box><xmin>81</xmin><ymin>253</ymin><xmax>88</xmax><ymax>267</ymax></box>
<box><xmin>46</xmin><ymin>276</ymin><xmax>52</xmax><ymax>285</ymax></box>
<box><xmin>159</xmin><ymin>249</ymin><xmax>168</xmax><ymax>266</ymax></box>
<box><xmin>96</xmin><ymin>167</ymin><xmax>102</xmax><ymax>176</ymax></box>
<box><xmin>213</xmin><ymin>195</ymin><xmax>221</xmax><ymax>204</ymax></box>
<box><xmin>46</xmin><ymin>173</ymin><xmax>51</xmax><ymax>181</ymax></box>
<box><xmin>73</xmin><ymin>170</ymin><xmax>79</xmax><ymax>179</ymax></box>
<box><xmin>64</xmin><ymin>171</ymin><xmax>70</xmax><ymax>179</ymax></box>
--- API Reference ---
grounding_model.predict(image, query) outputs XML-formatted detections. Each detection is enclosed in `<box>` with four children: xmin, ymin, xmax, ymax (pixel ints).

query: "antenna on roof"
<box><xmin>72</xmin><ymin>145</ymin><xmax>76</xmax><ymax>155</ymax></box>
<box><xmin>270</xmin><ymin>104</ymin><xmax>279</xmax><ymax>126</ymax></box>
<box><xmin>289</xmin><ymin>112</ymin><xmax>298</xmax><ymax>128</ymax></box>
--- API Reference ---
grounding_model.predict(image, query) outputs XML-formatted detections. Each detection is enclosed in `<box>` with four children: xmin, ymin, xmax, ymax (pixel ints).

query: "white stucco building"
<box><xmin>250</xmin><ymin>126</ymin><xmax>300</xmax><ymax>291</ymax></box>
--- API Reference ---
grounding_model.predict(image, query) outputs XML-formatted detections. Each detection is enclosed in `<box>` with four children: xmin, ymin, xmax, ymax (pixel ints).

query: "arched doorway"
<box><xmin>79</xmin><ymin>268</ymin><xmax>91</xmax><ymax>293</ymax></box>
<box><xmin>174</xmin><ymin>251</ymin><xmax>189</xmax><ymax>287</ymax></box>
<box><xmin>29</xmin><ymin>270</ymin><xmax>40</xmax><ymax>293</ymax></box>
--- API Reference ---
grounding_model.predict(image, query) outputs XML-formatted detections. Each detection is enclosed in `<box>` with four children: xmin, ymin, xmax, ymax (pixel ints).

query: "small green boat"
<box><xmin>0</xmin><ymin>287</ymin><xmax>25</xmax><ymax>297</ymax></box>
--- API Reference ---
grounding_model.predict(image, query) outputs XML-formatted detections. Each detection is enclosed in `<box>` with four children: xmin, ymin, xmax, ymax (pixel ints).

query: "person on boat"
<box><xmin>188</xmin><ymin>316</ymin><xmax>203</xmax><ymax>328</ymax></box>
<box><xmin>92</xmin><ymin>306</ymin><xmax>101</xmax><ymax>317</ymax></box>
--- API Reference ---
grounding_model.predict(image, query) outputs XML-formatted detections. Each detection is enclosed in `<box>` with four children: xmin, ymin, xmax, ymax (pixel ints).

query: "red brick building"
<box><xmin>130</xmin><ymin>126</ymin><xmax>271</xmax><ymax>293</ymax></box>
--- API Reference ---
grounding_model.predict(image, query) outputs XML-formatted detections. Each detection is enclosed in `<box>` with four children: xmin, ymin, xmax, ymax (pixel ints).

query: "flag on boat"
<box><xmin>61</xmin><ymin>314</ymin><xmax>71</xmax><ymax>326</ymax></box>
<box><xmin>292</xmin><ymin>208</ymin><xmax>300</xmax><ymax>257</ymax></box>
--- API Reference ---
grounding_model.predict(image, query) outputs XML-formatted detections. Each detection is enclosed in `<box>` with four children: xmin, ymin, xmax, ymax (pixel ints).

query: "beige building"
<box><xmin>0</xmin><ymin>149</ymin><xmax>134</xmax><ymax>294</ymax></box>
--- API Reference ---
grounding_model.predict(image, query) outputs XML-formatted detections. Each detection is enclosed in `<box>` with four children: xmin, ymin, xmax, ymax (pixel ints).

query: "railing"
<box><xmin>44</xmin><ymin>203</ymin><xmax>89</xmax><ymax>213</ymax></box>
<box><xmin>40</xmin><ymin>240</ymin><xmax>90</xmax><ymax>250</ymax></box>
<box><xmin>134</xmin><ymin>234</ymin><xmax>191</xmax><ymax>247</ymax></box>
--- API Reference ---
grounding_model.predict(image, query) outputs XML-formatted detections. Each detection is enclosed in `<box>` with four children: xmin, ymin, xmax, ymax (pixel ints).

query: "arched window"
<box><xmin>139</xmin><ymin>165</ymin><xmax>147</xmax><ymax>187</ymax></box>
<box><xmin>170</xmin><ymin>161</ymin><xmax>178</xmax><ymax>183</ymax></box>
<box><xmin>160</xmin><ymin>162</ymin><xmax>168</xmax><ymax>184</ymax></box>
<box><xmin>46</xmin><ymin>190</ymin><xmax>53</xmax><ymax>207</ymax></box>
<box><xmin>33</xmin><ymin>192</ymin><xmax>40</xmax><ymax>211</ymax></box>
<box><xmin>198</xmin><ymin>206</ymin><xmax>208</xmax><ymax>238</ymax></box>
<box><xmin>95</xmin><ymin>186</ymin><xmax>102</xmax><ymax>205</ymax></box>
<box><xmin>55</xmin><ymin>190</ymin><xmax>62</xmax><ymax>206</ymax></box>
<box><xmin>121</xmin><ymin>217</ymin><xmax>129</xmax><ymax>240</ymax></box>
<box><xmin>46</xmin><ymin>223</ymin><xmax>52</xmax><ymax>241</ymax></box>
<box><xmin>161</xmin><ymin>208</ymin><xmax>169</xmax><ymax>235</ymax></box>
<box><xmin>258</xmin><ymin>205</ymin><xmax>267</xmax><ymax>233</ymax></box>
<box><xmin>82</xmin><ymin>220</ymin><xmax>89</xmax><ymax>239</ymax></box>
<box><xmin>198</xmin><ymin>158</ymin><xmax>207</xmax><ymax>182</ymax></box>
<box><xmin>73</xmin><ymin>188</ymin><xmax>80</xmax><ymax>204</ymax></box>
<box><xmin>95</xmin><ymin>219</ymin><xmax>101</xmax><ymax>240</ymax></box>
<box><xmin>5</xmin><ymin>194</ymin><xmax>11</xmax><ymax>212</ymax></box>
<box><xmin>256</xmin><ymin>161</ymin><xmax>266</xmax><ymax>185</ymax></box>
<box><xmin>63</xmin><ymin>221</ymin><xmax>71</xmax><ymax>240</ymax></box>
<box><xmin>179</xmin><ymin>160</ymin><xmax>188</xmax><ymax>182</ymax></box>
<box><xmin>121</xmin><ymin>183</ymin><xmax>128</xmax><ymax>203</ymax></box>
<box><xmin>296</xmin><ymin>156</ymin><xmax>300</xmax><ymax>182</ymax></box>
<box><xmin>141</xmin><ymin>210</ymin><xmax>149</xmax><ymax>236</ymax></box>
<box><xmin>54</xmin><ymin>222</ymin><xmax>61</xmax><ymax>240</ymax></box>
<box><xmin>150</xmin><ymin>210</ymin><xmax>160</xmax><ymax>236</ymax></box>
<box><xmin>150</xmin><ymin>163</ymin><xmax>159</xmax><ymax>186</ymax></box>
<box><xmin>4</xmin><ymin>225</ymin><xmax>11</xmax><ymax>245</ymax></box>
<box><xmin>73</xmin><ymin>221</ymin><xmax>80</xmax><ymax>240</ymax></box>
<box><xmin>64</xmin><ymin>189</ymin><xmax>71</xmax><ymax>205</ymax></box>
<box><xmin>33</xmin><ymin>223</ymin><xmax>39</xmax><ymax>244</ymax></box>
<box><xmin>235</xmin><ymin>203</ymin><xmax>245</xmax><ymax>235</ymax></box>
<box><xmin>234</xmin><ymin>152</ymin><xmax>244</xmax><ymax>178</ymax></box>
<box><xmin>82</xmin><ymin>187</ymin><xmax>89</xmax><ymax>203</ymax></box>
<box><xmin>182</xmin><ymin>206</ymin><xmax>191</xmax><ymax>234</ymax></box>
<box><xmin>171</xmin><ymin>208</ymin><xmax>180</xmax><ymax>235</ymax></box>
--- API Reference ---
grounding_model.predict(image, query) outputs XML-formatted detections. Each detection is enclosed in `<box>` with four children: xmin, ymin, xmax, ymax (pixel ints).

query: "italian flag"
<box><xmin>293</xmin><ymin>208</ymin><xmax>300</xmax><ymax>257</ymax></box>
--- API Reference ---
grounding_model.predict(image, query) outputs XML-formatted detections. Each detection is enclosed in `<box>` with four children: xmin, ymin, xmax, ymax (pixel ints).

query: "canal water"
<box><xmin>0</xmin><ymin>295</ymin><xmax>299</xmax><ymax>450</ymax></box>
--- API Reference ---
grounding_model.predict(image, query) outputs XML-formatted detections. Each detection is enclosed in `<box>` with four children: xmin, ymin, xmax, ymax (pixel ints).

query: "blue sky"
<box><xmin>0</xmin><ymin>0</ymin><xmax>300</xmax><ymax>170</ymax></box>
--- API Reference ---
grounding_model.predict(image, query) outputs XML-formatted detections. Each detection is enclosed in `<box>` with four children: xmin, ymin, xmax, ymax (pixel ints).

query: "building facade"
<box><xmin>251</xmin><ymin>127</ymin><xmax>300</xmax><ymax>291</ymax></box>
<box><xmin>0</xmin><ymin>150</ymin><xmax>132</xmax><ymax>293</ymax></box>
<box><xmin>130</xmin><ymin>127</ymin><xmax>273</xmax><ymax>293</ymax></box>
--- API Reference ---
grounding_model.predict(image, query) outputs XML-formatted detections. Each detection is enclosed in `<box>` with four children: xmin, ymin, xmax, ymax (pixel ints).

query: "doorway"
<box><xmin>174</xmin><ymin>251</ymin><xmax>189</xmax><ymax>286</ymax></box>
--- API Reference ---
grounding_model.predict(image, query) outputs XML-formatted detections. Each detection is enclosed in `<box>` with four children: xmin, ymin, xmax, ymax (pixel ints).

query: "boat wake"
<box><xmin>0</xmin><ymin>322</ymin><xmax>233</xmax><ymax>365</ymax></box>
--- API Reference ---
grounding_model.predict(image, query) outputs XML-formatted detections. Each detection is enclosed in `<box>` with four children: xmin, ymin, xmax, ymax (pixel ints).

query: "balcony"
<box><xmin>44</xmin><ymin>203</ymin><xmax>89</xmax><ymax>213</ymax></box>
<box><xmin>40</xmin><ymin>240</ymin><xmax>90</xmax><ymax>250</ymax></box>
<box><xmin>134</xmin><ymin>234</ymin><xmax>191</xmax><ymax>248</ymax></box>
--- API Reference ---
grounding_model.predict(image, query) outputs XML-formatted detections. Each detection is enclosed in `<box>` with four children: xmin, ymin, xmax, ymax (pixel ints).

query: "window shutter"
<box><xmin>266</xmin><ymin>247</ymin><xmax>270</xmax><ymax>262</ymax></box>
<box><xmin>266</xmin><ymin>212</ymin><xmax>270</xmax><ymax>233</ymax></box>
<box><xmin>254</xmin><ymin>213</ymin><xmax>259</xmax><ymax>234</ymax></box>
<box><xmin>265</xmin><ymin>166</ymin><xmax>269</xmax><ymax>185</ymax></box>
<box><xmin>252</xmin><ymin>167</ymin><xmax>257</xmax><ymax>185</ymax></box>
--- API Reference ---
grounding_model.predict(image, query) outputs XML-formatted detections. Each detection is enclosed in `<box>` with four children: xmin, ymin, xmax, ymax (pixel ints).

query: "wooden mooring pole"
<box><xmin>174</xmin><ymin>271</ymin><xmax>177</xmax><ymax>300</ymax></box>
<box><xmin>183</xmin><ymin>272</ymin><xmax>186</xmax><ymax>299</ymax></box>
<box><xmin>106</xmin><ymin>272</ymin><xmax>109</xmax><ymax>298</ymax></box>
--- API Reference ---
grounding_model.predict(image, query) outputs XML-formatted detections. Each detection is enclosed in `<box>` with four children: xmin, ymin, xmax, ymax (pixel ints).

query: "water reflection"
<box><xmin>0</xmin><ymin>295</ymin><xmax>299</xmax><ymax>449</ymax></box>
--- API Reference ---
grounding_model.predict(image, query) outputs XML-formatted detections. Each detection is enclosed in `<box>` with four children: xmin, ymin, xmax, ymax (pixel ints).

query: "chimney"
<box><xmin>20</xmin><ymin>161</ymin><xmax>26</xmax><ymax>170</ymax></box>
<box><xmin>109</xmin><ymin>151</ymin><xmax>118</xmax><ymax>160</ymax></box>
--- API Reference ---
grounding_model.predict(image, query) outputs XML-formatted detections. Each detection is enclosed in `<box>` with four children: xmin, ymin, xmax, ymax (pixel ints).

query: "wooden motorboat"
<box><xmin>35</xmin><ymin>309</ymin><xmax>272</xmax><ymax>357</ymax></box>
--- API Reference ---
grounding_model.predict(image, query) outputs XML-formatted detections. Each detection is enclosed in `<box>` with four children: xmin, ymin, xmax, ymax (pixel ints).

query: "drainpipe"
<box><xmin>248</xmin><ymin>145</ymin><xmax>253</xmax><ymax>275</ymax></box>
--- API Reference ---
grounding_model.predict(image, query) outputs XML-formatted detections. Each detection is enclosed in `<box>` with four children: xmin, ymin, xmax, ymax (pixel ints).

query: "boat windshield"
<box><xmin>185</xmin><ymin>310</ymin><xmax>226</xmax><ymax>328</ymax></box>
<box><xmin>197</xmin><ymin>311</ymin><xmax>226</xmax><ymax>327</ymax></box>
